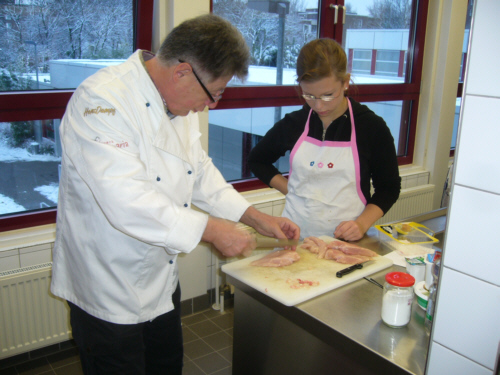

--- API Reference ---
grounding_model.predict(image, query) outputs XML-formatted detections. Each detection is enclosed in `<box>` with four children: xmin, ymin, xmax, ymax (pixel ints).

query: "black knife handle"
<box><xmin>336</xmin><ymin>263</ymin><xmax>363</xmax><ymax>278</ymax></box>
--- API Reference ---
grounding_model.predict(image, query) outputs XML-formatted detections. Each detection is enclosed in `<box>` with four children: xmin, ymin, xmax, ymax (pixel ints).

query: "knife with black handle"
<box><xmin>336</xmin><ymin>262</ymin><xmax>366</xmax><ymax>278</ymax></box>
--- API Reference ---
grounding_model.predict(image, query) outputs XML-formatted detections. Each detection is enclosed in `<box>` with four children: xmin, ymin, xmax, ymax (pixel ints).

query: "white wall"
<box><xmin>415</xmin><ymin>0</ymin><xmax>467</xmax><ymax>210</ymax></box>
<box><xmin>426</xmin><ymin>0</ymin><xmax>500</xmax><ymax>374</ymax></box>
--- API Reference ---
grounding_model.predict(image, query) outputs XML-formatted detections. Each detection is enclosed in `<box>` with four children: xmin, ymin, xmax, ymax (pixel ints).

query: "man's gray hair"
<box><xmin>157</xmin><ymin>14</ymin><xmax>250</xmax><ymax>82</ymax></box>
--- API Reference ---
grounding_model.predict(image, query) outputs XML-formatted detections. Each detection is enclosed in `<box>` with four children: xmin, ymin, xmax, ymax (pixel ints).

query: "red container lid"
<box><xmin>385</xmin><ymin>272</ymin><xmax>415</xmax><ymax>287</ymax></box>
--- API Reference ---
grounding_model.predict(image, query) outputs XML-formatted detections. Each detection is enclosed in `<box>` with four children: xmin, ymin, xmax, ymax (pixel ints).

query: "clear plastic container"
<box><xmin>375</xmin><ymin>223</ymin><xmax>439</xmax><ymax>257</ymax></box>
<box><xmin>381</xmin><ymin>272</ymin><xmax>416</xmax><ymax>328</ymax></box>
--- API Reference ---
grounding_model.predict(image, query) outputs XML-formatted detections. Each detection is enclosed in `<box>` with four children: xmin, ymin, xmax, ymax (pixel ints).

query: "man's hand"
<box><xmin>240</xmin><ymin>207</ymin><xmax>300</xmax><ymax>249</ymax></box>
<box><xmin>202</xmin><ymin>217</ymin><xmax>256</xmax><ymax>257</ymax></box>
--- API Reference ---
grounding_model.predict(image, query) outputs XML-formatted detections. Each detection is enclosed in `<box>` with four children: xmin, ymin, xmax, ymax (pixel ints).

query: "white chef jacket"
<box><xmin>51</xmin><ymin>50</ymin><xmax>250</xmax><ymax>324</ymax></box>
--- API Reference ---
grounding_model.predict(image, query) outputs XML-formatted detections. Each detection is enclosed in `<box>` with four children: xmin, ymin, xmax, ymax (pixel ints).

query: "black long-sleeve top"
<box><xmin>247</xmin><ymin>98</ymin><xmax>401</xmax><ymax>214</ymax></box>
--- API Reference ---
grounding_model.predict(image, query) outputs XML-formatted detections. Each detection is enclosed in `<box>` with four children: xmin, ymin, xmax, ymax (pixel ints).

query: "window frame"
<box><xmin>0</xmin><ymin>0</ymin><xmax>153</xmax><ymax>232</ymax></box>
<box><xmin>212</xmin><ymin>0</ymin><xmax>428</xmax><ymax>176</ymax></box>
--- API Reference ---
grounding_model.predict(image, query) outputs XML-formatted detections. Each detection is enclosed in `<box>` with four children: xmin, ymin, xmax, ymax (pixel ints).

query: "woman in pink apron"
<box><xmin>248</xmin><ymin>39</ymin><xmax>401</xmax><ymax>241</ymax></box>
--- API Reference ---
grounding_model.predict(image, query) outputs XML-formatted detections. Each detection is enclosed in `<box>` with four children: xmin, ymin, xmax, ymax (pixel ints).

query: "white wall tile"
<box><xmin>0</xmin><ymin>255</ymin><xmax>21</xmax><ymax>272</ymax></box>
<box><xmin>465</xmin><ymin>0</ymin><xmax>500</xmax><ymax>98</ymax></box>
<box><xmin>433</xmin><ymin>267</ymin><xmax>500</xmax><ymax>370</ymax></box>
<box><xmin>444</xmin><ymin>185</ymin><xmax>500</xmax><ymax>285</ymax></box>
<box><xmin>19</xmin><ymin>249</ymin><xmax>52</xmax><ymax>267</ymax></box>
<box><xmin>178</xmin><ymin>242</ymin><xmax>209</xmax><ymax>301</ymax></box>
<box><xmin>427</xmin><ymin>342</ymin><xmax>492</xmax><ymax>375</ymax></box>
<box><xmin>272</xmin><ymin>200</ymin><xmax>285</xmax><ymax>216</ymax></box>
<box><xmin>19</xmin><ymin>243</ymin><xmax>52</xmax><ymax>254</ymax></box>
<box><xmin>417</xmin><ymin>173</ymin><xmax>429</xmax><ymax>186</ymax></box>
<box><xmin>0</xmin><ymin>249</ymin><xmax>18</xmax><ymax>258</ymax></box>
<box><xmin>406</xmin><ymin>175</ymin><xmax>418</xmax><ymax>188</ymax></box>
<box><xmin>254</xmin><ymin>202</ymin><xmax>273</xmax><ymax>215</ymax></box>
<box><xmin>454</xmin><ymin>96</ymin><xmax>500</xmax><ymax>194</ymax></box>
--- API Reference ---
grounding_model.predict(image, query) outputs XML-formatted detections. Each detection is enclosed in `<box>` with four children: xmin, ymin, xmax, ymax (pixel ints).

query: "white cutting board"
<box><xmin>222</xmin><ymin>236</ymin><xmax>393</xmax><ymax>306</ymax></box>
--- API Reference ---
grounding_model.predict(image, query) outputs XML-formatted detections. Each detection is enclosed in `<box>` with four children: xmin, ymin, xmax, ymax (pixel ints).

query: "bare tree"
<box><xmin>368</xmin><ymin>0</ymin><xmax>412</xmax><ymax>29</ymax></box>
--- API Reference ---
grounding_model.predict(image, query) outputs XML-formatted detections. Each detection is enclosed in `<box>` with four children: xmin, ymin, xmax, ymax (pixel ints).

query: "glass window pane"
<box><xmin>459</xmin><ymin>0</ymin><xmax>474</xmax><ymax>83</ymax></box>
<box><xmin>343</xmin><ymin>0</ymin><xmax>414</xmax><ymax>83</ymax></box>
<box><xmin>213</xmin><ymin>0</ymin><xmax>320</xmax><ymax>87</ymax></box>
<box><xmin>0</xmin><ymin>119</ymin><xmax>61</xmax><ymax>216</ymax></box>
<box><xmin>208</xmin><ymin>101</ymin><xmax>404</xmax><ymax>181</ymax></box>
<box><xmin>362</xmin><ymin>101</ymin><xmax>403</xmax><ymax>155</ymax></box>
<box><xmin>209</xmin><ymin>106</ymin><xmax>300</xmax><ymax>181</ymax></box>
<box><xmin>0</xmin><ymin>1</ymin><xmax>134</xmax><ymax>92</ymax></box>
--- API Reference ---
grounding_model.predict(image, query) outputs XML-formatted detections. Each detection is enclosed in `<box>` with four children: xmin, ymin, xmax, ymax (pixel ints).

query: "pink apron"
<box><xmin>282</xmin><ymin>98</ymin><xmax>366</xmax><ymax>239</ymax></box>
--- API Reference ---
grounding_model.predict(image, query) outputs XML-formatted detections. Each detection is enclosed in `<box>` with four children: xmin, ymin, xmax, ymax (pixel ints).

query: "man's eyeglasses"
<box><xmin>301</xmin><ymin>90</ymin><xmax>342</xmax><ymax>102</ymax></box>
<box><xmin>179</xmin><ymin>60</ymin><xmax>223</xmax><ymax>103</ymax></box>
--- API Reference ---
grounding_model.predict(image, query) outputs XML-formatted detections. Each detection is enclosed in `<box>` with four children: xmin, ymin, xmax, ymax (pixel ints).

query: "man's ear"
<box><xmin>173</xmin><ymin>62</ymin><xmax>192</xmax><ymax>82</ymax></box>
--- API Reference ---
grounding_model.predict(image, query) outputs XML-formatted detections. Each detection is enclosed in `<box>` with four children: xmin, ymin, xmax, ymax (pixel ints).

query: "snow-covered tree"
<box><xmin>368</xmin><ymin>0</ymin><xmax>412</xmax><ymax>29</ymax></box>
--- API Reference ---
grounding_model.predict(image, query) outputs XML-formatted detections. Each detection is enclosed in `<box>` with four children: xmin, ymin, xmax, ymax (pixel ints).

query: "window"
<box><xmin>0</xmin><ymin>0</ymin><xmax>153</xmax><ymax>230</ymax></box>
<box><xmin>452</xmin><ymin>0</ymin><xmax>474</xmax><ymax>152</ymax></box>
<box><xmin>211</xmin><ymin>0</ymin><xmax>429</xmax><ymax>184</ymax></box>
<box><xmin>351</xmin><ymin>49</ymin><xmax>372</xmax><ymax>74</ymax></box>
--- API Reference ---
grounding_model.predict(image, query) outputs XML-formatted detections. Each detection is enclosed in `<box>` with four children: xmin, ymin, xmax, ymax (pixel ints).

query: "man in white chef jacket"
<box><xmin>51</xmin><ymin>14</ymin><xmax>300</xmax><ymax>375</ymax></box>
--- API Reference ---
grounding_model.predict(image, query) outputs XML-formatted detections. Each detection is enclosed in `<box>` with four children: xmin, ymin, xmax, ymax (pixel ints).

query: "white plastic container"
<box><xmin>381</xmin><ymin>272</ymin><xmax>415</xmax><ymax>328</ymax></box>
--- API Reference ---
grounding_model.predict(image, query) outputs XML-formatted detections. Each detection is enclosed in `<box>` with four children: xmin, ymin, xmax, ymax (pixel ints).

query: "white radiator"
<box><xmin>375</xmin><ymin>184</ymin><xmax>435</xmax><ymax>225</ymax></box>
<box><xmin>0</xmin><ymin>262</ymin><xmax>71</xmax><ymax>359</ymax></box>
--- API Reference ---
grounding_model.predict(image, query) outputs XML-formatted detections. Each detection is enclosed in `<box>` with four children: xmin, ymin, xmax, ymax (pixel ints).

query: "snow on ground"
<box><xmin>0</xmin><ymin>194</ymin><xmax>26</xmax><ymax>214</ymax></box>
<box><xmin>0</xmin><ymin>129</ymin><xmax>61</xmax><ymax>214</ymax></box>
<box><xmin>0</xmin><ymin>134</ymin><xmax>60</xmax><ymax>162</ymax></box>
<box><xmin>34</xmin><ymin>184</ymin><xmax>59</xmax><ymax>204</ymax></box>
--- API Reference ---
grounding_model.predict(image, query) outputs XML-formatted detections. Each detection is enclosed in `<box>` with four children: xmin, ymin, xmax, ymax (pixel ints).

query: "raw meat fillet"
<box><xmin>299</xmin><ymin>240</ymin><xmax>318</xmax><ymax>253</ymax></box>
<box><xmin>301</xmin><ymin>237</ymin><xmax>328</xmax><ymax>258</ymax></box>
<box><xmin>250</xmin><ymin>250</ymin><xmax>301</xmax><ymax>267</ymax></box>
<box><xmin>324</xmin><ymin>249</ymin><xmax>371</xmax><ymax>264</ymax></box>
<box><xmin>326</xmin><ymin>240</ymin><xmax>377</xmax><ymax>258</ymax></box>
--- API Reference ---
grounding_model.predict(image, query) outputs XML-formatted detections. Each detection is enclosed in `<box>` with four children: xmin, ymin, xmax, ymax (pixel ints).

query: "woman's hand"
<box><xmin>334</xmin><ymin>220</ymin><xmax>365</xmax><ymax>241</ymax></box>
<box><xmin>334</xmin><ymin>204</ymin><xmax>384</xmax><ymax>241</ymax></box>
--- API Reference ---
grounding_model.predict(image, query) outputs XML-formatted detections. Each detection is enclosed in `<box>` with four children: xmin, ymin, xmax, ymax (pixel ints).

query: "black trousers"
<box><xmin>68</xmin><ymin>283</ymin><xmax>183</xmax><ymax>375</ymax></box>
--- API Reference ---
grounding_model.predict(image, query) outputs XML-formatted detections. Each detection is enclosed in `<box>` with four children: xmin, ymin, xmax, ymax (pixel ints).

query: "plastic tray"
<box><xmin>375</xmin><ymin>222</ymin><xmax>439</xmax><ymax>257</ymax></box>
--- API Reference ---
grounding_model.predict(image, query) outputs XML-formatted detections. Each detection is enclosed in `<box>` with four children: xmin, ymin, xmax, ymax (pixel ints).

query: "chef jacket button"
<box><xmin>146</xmin><ymin>102</ymin><xmax>150</xmax><ymax>107</ymax></box>
<box><xmin>169</xmin><ymin>260</ymin><xmax>173</xmax><ymax>264</ymax></box>
<box><xmin>187</xmin><ymin>170</ymin><xmax>192</xmax><ymax>175</ymax></box>
<box><xmin>156</xmin><ymin>176</ymin><xmax>161</xmax><ymax>181</ymax></box>
<box><xmin>184</xmin><ymin>203</ymin><xmax>188</xmax><ymax>207</ymax></box>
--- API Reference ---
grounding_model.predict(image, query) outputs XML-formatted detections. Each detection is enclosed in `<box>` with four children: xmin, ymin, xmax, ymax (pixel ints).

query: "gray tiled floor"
<box><xmin>182</xmin><ymin>306</ymin><xmax>234</xmax><ymax>375</ymax></box>
<box><xmin>0</xmin><ymin>306</ymin><xmax>234</xmax><ymax>375</ymax></box>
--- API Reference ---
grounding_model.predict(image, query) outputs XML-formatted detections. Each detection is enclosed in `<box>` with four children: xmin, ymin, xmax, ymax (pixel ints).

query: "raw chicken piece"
<box><xmin>300</xmin><ymin>237</ymin><xmax>376</xmax><ymax>264</ymax></box>
<box><xmin>299</xmin><ymin>240</ymin><xmax>318</xmax><ymax>254</ymax></box>
<box><xmin>326</xmin><ymin>240</ymin><xmax>377</xmax><ymax>258</ymax></box>
<box><xmin>324</xmin><ymin>249</ymin><xmax>371</xmax><ymax>264</ymax></box>
<box><xmin>302</xmin><ymin>236</ymin><xmax>328</xmax><ymax>258</ymax></box>
<box><xmin>250</xmin><ymin>250</ymin><xmax>301</xmax><ymax>267</ymax></box>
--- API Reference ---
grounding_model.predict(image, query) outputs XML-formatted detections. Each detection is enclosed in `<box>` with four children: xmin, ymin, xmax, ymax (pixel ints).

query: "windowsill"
<box><xmin>398</xmin><ymin>164</ymin><xmax>428</xmax><ymax>176</ymax></box>
<box><xmin>0</xmin><ymin>224</ymin><xmax>56</xmax><ymax>252</ymax></box>
<box><xmin>240</xmin><ymin>188</ymin><xmax>285</xmax><ymax>205</ymax></box>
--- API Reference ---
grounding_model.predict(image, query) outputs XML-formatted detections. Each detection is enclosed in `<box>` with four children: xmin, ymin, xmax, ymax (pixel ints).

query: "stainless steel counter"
<box><xmin>229</xmin><ymin>209</ymin><xmax>447</xmax><ymax>375</ymax></box>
